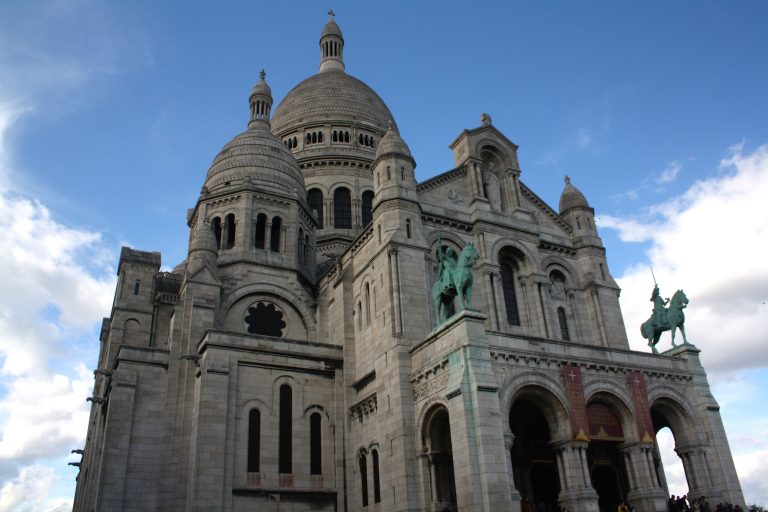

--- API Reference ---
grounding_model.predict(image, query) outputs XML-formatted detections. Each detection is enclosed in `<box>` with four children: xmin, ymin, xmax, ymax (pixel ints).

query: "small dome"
<box><xmin>559</xmin><ymin>176</ymin><xmax>590</xmax><ymax>213</ymax></box>
<box><xmin>250</xmin><ymin>70</ymin><xmax>272</xmax><ymax>98</ymax></box>
<box><xmin>375</xmin><ymin>121</ymin><xmax>411</xmax><ymax>158</ymax></box>
<box><xmin>204</xmin><ymin>71</ymin><xmax>304</xmax><ymax>194</ymax></box>
<box><xmin>205</xmin><ymin>128</ymin><xmax>304</xmax><ymax>193</ymax></box>
<box><xmin>321</xmin><ymin>19</ymin><xmax>343</xmax><ymax>39</ymax></box>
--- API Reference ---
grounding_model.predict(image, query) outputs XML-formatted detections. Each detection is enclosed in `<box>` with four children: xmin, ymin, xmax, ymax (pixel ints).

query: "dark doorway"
<box><xmin>591</xmin><ymin>464</ymin><xmax>622</xmax><ymax>512</ymax></box>
<box><xmin>423</xmin><ymin>407</ymin><xmax>458</xmax><ymax>511</ymax></box>
<box><xmin>509</xmin><ymin>399</ymin><xmax>560</xmax><ymax>509</ymax></box>
<box><xmin>588</xmin><ymin>441</ymin><xmax>629</xmax><ymax>512</ymax></box>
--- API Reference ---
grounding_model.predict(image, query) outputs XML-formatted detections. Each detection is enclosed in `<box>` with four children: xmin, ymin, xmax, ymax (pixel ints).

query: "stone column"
<box><xmin>552</xmin><ymin>440</ymin><xmax>599</xmax><ymax>512</ymax></box>
<box><xmin>504</xmin><ymin>431</ymin><xmax>522</xmax><ymax>505</ymax></box>
<box><xmin>624</xmin><ymin>442</ymin><xmax>668</xmax><ymax>512</ymax></box>
<box><xmin>485</xmin><ymin>270</ymin><xmax>500</xmax><ymax>331</ymax></box>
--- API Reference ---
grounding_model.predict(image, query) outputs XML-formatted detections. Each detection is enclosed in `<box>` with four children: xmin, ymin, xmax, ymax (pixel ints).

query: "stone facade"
<box><xmin>73</xmin><ymin>15</ymin><xmax>744</xmax><ymax>512</ymax></box>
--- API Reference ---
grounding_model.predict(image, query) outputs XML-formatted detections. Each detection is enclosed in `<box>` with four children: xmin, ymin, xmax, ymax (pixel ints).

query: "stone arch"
<box><xmin>123</xmin><ymin>318</ymin><xmax>142</xmax><ymax>345</ymax></box>
<box><xmin>420</xmin><ymin>402</ymin><xmax>458</xmax><ymax>511</ymax></box>
<box><xmin>649</xmin><ymin>390</ymin><xmax>706</xmax><ymax>495</ymax></box>
<box><xmin>221</xmin><ymin>284</ymin><xmax>313</xmax><ymax>339</ymax></box>
<box><xmin>583</xmin><ymin>387</ymin><xmax>638</xmax><ymax>510</ymax></box>
<box><xmin>501</xmin><ymin>374</ymin><xmax>572</xmax><ymax>441</ymax></box>
<box><xmin>493</xmin><ymin>241</ymin><xmax>536</xmax><ymax>274</ymax></box>
<box><xmin>584</xmin><ymin>380</ymin><xmax>639</xmax><ymax>442</ymax></box>
<box><xmin>425</xmin><ymin>230</ymin><xmax>467</xmax><ymax>252</ymax></box>
<box><xmin>541</xmin><ymin>256</ymin><xmax>579</xmax><ymax>287</ymax></box>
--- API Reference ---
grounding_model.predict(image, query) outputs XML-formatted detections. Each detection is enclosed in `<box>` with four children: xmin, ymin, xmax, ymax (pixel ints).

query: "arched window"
<box><xmin>306</xmin><ymin>133</ymin><xmax>312</xmax><ymax>144</ymax></box>
<box><xmin>307</xmin><ymin>189</ymin><xmax>324</xmax><ymax>229</ymax></box>
<box><xmin>334</xmin><ymin>187</ymin><xmax>352</xmax><ymax>229</ymax></box>
<box><xmin>332</xmin><ymin>130</ymin><xmax>338</xmax><ymax>142</ymax></box>
<box><xmin>558</xmin><ymin>307</ymin><xmax>570</xmax><ymax>341</ymax></box>
<box><xmin>310</xmin><ymin>412</ymin><xmax>322</xmax><ymax>475</ymax></box>
<box><xmin>344</xmin><ymin>131</ymin><xmax>350</xmax><ymax>143</ymax></box>
<box><xmin>359</xmin><ymin>451</ymin><xmax>369</xmax><ymax>507</ymax></box>
<box><xmin>401</xmin><ymin>166</ymin><xmax>405</xmax><ymax>180</ymax></box>
<box><xmin>357</xmin><ymin>301</ymin><xmax>362</xmax><ymax>330</ymax></box>
<box><xmin>212</xmin><ymin>217</ymin><xmax>222</xmax><ymax>250</ymax></box>
<box><xmin>293</xmin><ymin>136</ymin><xmax>297</xmax><ymax>147</ymax></box>
<box><xmin>279</xmin><ymin>384</ymin><xmax>292</xmax><ymax>474</ymax></box>
<box><xmin>406</xmin><ymin>218</ymin><xmax>412</xmax><ymax>239</ymax></box>
<box><xmin>358</xmin><ymin>134</ymin><xmax>364</xmax><ymax>145</ymax></box>
<box><xmin>318</xmin><ymin>131</ymin><xmax>323</xmax><ymax>143</ymax></box>
<box><xmin>386</xmin><ymin>166</ymin><xmax>391</xmax><ymax>181</ymax></box>
<box><xmin>225</xmin><ymin>214</ymin><xmax>236</xmax><ymax>249</ymax></box>
<box><xmin>372</xmin><ymin>449</ymin><xmax>381</xmax><ymax>503</ymax></box>
<box><xmin>254</xmin><ymin>214</ymin><xmax>267</xmax><ymax>249</ymax></box>
<box><xmin>500</xmin><ymin>257</ymin><xmax>521</xmax><ymax>326</ymax></box>
<box><xmin>361</xmin><ymin>190</ymin><xmax>374</xmax><ymax>227</ymax></box>
<box><xmin>312</xmin><ymin>132</ymin><xmax>317</xmax><ymax>144</ymax></box>
<box><xmin>370</xmin><ymin>137</ymin><xmax>375</xmax><ymax>148</ymax></box>
<box><xmin>248</xmin><ymin>409</ymin><xmax>260</xmax><ymax>472</ymax></box>
<box><xmin>270</xmin><ymin>216</ymin><xmax>282</xmax><ymax>252</ymax></box>
<box><xmin>298</xmin><ymin>228</ymin><xmax>304</xmax><ymax>265</ymax></box>
<box><xmin>133</xmin><ymin>279</ymin><xmax>141</xmax><ymax>295</ymax></box>
<box><xmin>365</xmin><ymin>283</ymin><xmax>371</xmax><ymax>325</ymax></box>
<box><xmin>304</xmin><ymin>233</ymin><xmax>310</xmax><ymax>266</ymax></box>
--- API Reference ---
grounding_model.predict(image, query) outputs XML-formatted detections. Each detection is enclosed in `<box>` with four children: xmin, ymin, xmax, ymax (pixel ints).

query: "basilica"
<box><xmin>73</xmin><ymin>14</ymin><xmax>744</xmax><ymax>512</ymax></box>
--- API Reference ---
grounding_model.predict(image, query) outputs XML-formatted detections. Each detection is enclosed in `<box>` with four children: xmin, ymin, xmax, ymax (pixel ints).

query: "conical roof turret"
<box><xmin>375</xmin><ymin>120</ymin><xmax>412</xmax><ymax>160</ymax></box>
<box><xmin>559</xmin><ymin>175</ymin><xmax>590</xmax><ymax>213</ymax></box>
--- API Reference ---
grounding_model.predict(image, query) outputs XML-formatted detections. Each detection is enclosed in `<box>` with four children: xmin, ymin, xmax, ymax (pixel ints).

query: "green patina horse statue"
<box><xmin>641</xmin><ymin>288</ymin><xmax>689</xmax><ymax>354</ymax></box>
<box><xmin>431</xmin><ymin>243</ymin><xmax>480</xmax><ymax>325</ymax></box>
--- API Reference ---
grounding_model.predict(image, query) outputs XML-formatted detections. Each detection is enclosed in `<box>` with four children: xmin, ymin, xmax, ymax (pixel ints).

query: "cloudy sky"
<box><xmin>0</xmin><ymin>1</ymin><xmax>766</xmax><ymax>509</ymax></box>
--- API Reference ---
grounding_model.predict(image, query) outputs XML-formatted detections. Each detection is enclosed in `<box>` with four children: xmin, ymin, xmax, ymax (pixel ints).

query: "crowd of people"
<box><xmin>669</xmin><ymin>494</ymin><xmax>745</xmax><ymax>512</ymax></box>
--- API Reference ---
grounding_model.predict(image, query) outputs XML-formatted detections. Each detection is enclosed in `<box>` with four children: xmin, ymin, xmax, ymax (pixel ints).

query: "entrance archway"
<box><xmin>422</xmin><ymin>405</ymin><xmax>457</xmax><ymax>511</ymax></box>
<box><xmin>651</xmin><ymin>397</ymin><xmax>705</xmax><ymax>499</ymax></box>
<box><xmin>586</xmin><ymin>401</ymin><xmax>630</xmax><ymax>512</ymax></box>
<box><xmin>509</xmin><ymin>398</ymin><xmax>560</xmax><ymax>509</ymax></box>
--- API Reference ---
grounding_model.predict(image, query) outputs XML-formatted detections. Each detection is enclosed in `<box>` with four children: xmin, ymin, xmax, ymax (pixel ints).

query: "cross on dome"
<box><xmin>328</xmin><ymin>9</ymin><xmax>335</xmax><ymax>20</ymax></box>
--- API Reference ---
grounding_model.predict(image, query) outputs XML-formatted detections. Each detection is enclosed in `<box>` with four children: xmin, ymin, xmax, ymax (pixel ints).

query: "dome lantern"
<box><xmin>248</xmin><ymin>69</ymin><xmax>273</xmax><ymax>129</ymax></box>
<box><xmin>319</xmin><ymin>9</ymin><xmax>345</xmax><ymax>73</ymax></box>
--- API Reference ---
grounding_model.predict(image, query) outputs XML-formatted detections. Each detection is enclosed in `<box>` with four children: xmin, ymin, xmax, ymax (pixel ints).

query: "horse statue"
<box><xmin>431</xmin><ymin>242</ymin><xmax>480</xmax><ymax>325</ymax></box>
<box><xmin>640</xmin><ymin>287</ymin><xmax>689</xmax><ymax>354</ymax></box>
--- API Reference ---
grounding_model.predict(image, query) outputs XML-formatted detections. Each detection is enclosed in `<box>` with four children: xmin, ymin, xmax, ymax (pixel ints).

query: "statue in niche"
<box><xmin>550</xmin><ymin>273</ymin><xmax>567</xmax><ymax>301</ymax></box>
<box><xmin>482</xmin><ymin>161</ymin><xmax>501</xmax><ymax>210</ymax></box>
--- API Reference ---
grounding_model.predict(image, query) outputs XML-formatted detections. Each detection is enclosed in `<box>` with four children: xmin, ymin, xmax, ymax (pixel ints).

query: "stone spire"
<box><xmin>248</xmin><ymin>69</ymin><xmax>272</xmax><ymax>129</ymax></box>
<box><xmin>319</xmin><ymin>10</ymin><xmax>345</xmax><ymax>73</ymax></box>
<box><xmin>558</xmin><ymin>175</ymin><xmax>590</xmax><ymax>214</ymax></box>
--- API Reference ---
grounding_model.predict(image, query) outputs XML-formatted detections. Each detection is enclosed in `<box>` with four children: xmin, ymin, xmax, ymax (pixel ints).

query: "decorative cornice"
<box><xmin>410</xmin><ymin>359</ymin><xmax>450</xmax><ymax>402</ymax></box>
<box><xmin>519</xmin><ymin>184</ymin><xmax>572</xmax><ymax>234</ymax></box>
<box><xmin>539</xmin><ymin>241</ymin><xmax>576</xmax><ymax>257</ymax></box>
<box><xmin>421</xmin><ymin>213</ymin><xmax>473</xmax><ymax>232</ymax></box>
<box><xmin>350</xmin><ymin>393</ymin><xmax>377</xmax><ymax>422</ymax></box>
<box><xmin>417</xmin><ymin>166</ymin><xmax>467</xmax><ymax>194</ymax></box>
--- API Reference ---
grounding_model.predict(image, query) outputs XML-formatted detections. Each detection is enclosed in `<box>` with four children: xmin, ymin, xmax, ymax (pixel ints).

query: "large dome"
<box><xmin>271</xmin><ymin>70</ymin><xmax>396</xmax><ymax>136</ymax></box>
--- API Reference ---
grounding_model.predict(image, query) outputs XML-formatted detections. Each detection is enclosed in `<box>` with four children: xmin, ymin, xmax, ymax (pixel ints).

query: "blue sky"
<box><xmin>0</xmin><ymin>1</ymin><xmax>767</xmax><ymax>509</ymax></box>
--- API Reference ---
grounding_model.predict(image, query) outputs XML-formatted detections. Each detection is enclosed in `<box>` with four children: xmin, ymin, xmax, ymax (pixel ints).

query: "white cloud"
<box><xmin>601</xmin><ymin>143</ymin><xmax>768</xmax><ymax>372</ymax></box>
<box><xmin>656</xmin><ymin>428</ymin><xmax>687</xmax><ymax>497</ymax></box>
<box><xmin>601</xmin><ymin>143</ymin><xmax>768</xmax><ymax>505</ymax></box>
<box><xmin>656</xmin><ymin>159</ymin><xmax>683</xmax><ymax>184</ymax></box>
<box><xmin>0</xmin><ymin>464</ymin><xmax>71</xmax><ymax>512</ymax></box>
